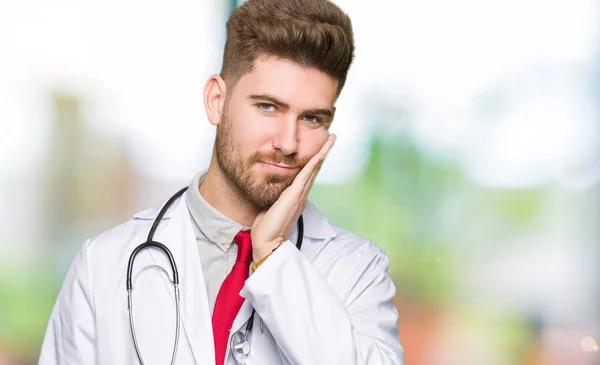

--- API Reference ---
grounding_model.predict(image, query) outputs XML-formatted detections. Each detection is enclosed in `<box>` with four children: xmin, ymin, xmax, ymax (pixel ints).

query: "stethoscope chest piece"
<box><xmin>230</xmin><ymin>329</ymin><xmax>251</xmax><ymax>364</ymax></box>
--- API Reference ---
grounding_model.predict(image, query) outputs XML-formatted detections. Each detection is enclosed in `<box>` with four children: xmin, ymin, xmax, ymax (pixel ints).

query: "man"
<box><xmin>39</xmin><ymin>0</ymin><xmax>404</xmax><ymax>364</ymax></box>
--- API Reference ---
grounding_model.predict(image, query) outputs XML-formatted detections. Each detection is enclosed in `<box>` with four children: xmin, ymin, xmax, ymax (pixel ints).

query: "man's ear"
<box><xmin>203</xmin><ymin>74</ymin><xmax>228</xmax><ymax>126</ymax></box>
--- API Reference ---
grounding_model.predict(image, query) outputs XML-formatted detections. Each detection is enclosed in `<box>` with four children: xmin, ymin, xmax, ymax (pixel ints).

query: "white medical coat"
<box><xmin>38</xmin><ymin>193</ymin><xmax>404</xmax><ymax>364</ymax></box>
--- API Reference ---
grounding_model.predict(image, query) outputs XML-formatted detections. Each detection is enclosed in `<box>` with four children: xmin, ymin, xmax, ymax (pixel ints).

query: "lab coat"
<box><xmin>38</xmin><ymin>192</ymin><xmax>404</xmax><ymax>365</ymax></box>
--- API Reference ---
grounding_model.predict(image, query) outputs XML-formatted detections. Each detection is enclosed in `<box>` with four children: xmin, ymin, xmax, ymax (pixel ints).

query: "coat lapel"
<box><xmin>144</xmin><ymin>192</ymin><xmax>215</xmax><ymax>365</ymax></box>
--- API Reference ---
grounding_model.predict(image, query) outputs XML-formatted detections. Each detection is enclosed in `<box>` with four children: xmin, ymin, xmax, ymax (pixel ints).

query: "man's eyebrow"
<box><xmin>248</xmin><ymin>94</ymin><xmax>290</xmax><ymax>109</ymax></box>
<box><xmin>302</xmin><ymin>108</ymin><xmax>334</xmax><ymax>118</ymax></box>
<box><xmin>249</xmin><ymin>93</ymin><xmax>334</xmax><ymax>118</ymax></box>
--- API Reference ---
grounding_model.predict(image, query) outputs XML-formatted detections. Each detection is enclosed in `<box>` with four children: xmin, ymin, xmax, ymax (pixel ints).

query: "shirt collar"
<box><xmin>185</xmin><ymin>170</ymin><xmax>250</xmax><ymax>251</ymax></box>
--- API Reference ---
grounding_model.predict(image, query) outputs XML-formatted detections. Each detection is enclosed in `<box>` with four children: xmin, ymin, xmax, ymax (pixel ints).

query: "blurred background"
<box><xmin>1</xmin><ymin>0</ymin><xmax>599</xmax><ymax>364</ymax></box>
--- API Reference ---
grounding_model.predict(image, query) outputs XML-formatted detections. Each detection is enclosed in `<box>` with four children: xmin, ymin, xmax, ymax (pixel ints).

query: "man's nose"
<box><xmin>272</xmin><ymin>117</ymin><xmax>299</xmax><ymax>155</ymax></box>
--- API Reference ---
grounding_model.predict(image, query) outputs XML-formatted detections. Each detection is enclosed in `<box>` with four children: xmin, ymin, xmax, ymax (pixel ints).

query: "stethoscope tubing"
<box><xmin>126</xmin><ymin>186</ymin><xmax>303</xmax><ymax>365</ymax></box>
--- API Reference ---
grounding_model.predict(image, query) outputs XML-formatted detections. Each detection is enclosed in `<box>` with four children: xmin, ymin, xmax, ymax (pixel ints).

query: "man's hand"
<box><xmin>251</xmin><ymin>134</ymin><xmax>336</xmax><ymax>262</ymax></box>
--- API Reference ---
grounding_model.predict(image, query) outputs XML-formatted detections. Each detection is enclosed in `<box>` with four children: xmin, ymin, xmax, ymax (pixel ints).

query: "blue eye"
<box><xmin>259</xmin><ymin>103</ymin><xmax>275</xmax><ymax>111</ymax></box>
<box><xmin>303</xmin><ymin>115</ymin><xmax>320</xmax><ymax>124</ymax></box>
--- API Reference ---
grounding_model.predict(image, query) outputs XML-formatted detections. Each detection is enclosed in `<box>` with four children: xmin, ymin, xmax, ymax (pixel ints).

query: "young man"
<box><xmin>39</xmin><ymin>0</ymin><xmax>404</xmax><ymax>364</ymax></box>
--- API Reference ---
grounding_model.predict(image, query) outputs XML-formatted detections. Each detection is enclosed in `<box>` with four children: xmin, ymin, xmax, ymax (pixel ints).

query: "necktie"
<box><xmin>212</xmin><ymin>230</ymin><xmax>252</xmax><ymax>365</ymax></box>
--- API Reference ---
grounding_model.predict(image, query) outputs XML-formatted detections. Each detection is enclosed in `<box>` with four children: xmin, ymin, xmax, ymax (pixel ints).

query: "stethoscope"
<box><xmin>126</xmin><ymin>186</ymin><xmax>304</xmax><ymax>365</ymax></box>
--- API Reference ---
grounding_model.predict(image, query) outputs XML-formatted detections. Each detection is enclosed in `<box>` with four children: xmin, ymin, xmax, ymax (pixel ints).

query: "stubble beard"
<box><xmin>215</xmin><ymin>111</ymin><xmax>309</xmax><ymax>210</ymax></box>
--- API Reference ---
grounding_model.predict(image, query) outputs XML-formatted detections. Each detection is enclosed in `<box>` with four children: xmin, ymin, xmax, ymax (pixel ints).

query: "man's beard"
<box><xmin>215</xmin><ymin>112</ymin><xmax>309</xmax><ymax>209</ymax></box>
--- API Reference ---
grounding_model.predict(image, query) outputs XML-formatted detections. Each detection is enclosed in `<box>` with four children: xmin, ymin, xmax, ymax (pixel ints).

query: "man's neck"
<box><xmin>199</xmin><ymin>157</ymin><xmax>261</xmax><ymax>228</ymax></box>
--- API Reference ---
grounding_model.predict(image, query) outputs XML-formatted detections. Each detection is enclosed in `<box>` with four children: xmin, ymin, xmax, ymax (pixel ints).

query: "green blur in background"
<box><xmin>1</xmin><ymin>0</ymin><xmax>599</xmax><ymax>364</ymax></box>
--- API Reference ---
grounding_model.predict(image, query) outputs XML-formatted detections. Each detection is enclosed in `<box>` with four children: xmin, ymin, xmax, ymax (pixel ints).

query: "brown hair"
<box><xmin>221</xmin><ymin>0</ymin><xmax>355</xmax><ymax>96</ymax></box>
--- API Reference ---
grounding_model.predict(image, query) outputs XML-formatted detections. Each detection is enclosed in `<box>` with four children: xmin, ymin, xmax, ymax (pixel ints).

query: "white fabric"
<box><xmin>38</xmin><ymin>191</ymin><xmax>404</xmax><ymax>365</ymax></box>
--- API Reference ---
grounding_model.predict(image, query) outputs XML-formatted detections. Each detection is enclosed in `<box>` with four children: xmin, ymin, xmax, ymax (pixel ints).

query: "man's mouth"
<box><xmin>259</xmin><ymin>161</ymin><xmax>299</xmax><ymax>170</ymax></box>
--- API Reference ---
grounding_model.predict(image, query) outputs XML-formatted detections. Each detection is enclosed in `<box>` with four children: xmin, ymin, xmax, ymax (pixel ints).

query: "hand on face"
<box><xmin>250</xmin><ymin>134</ymin><xmax>336</xmax><ymax>262</ymax></box>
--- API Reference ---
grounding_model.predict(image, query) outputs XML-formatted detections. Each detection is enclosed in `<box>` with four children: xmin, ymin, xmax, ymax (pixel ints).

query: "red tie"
<box><xmin>212</xmin><ymin>230</ymin><xmax>252</xmax><ymax>365</ymax></box>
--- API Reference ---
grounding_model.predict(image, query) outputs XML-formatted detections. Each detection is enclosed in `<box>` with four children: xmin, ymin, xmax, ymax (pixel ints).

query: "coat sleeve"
<box><xmin>240</xmin><ymin>240</ymin><xmax>404</xmax><ymax>365</ymax></box>
<box><xmin>38</xmin><ymin>238</ymin><xmax>96</xmax><ymax>365</ymax></box>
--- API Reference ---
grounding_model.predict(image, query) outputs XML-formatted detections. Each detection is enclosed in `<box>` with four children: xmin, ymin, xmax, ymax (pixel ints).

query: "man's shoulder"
<box><xmin>304</xmin><ymin>209</ymin><xmax>392</xmax><ymax>295</ymax></box>
<box><xmin>84</xmin><ymin>201</ymin><xmax>170</xmax><ymax>252</ymax></box>
<box><xmin>329</xmin><ymin>223</ymin><xmax>386</xmax><ymax>258</ymax></box>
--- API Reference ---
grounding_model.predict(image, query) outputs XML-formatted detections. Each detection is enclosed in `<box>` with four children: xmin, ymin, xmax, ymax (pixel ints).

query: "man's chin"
<box><xmin>240</xmin><ymin>168</ymin><xmax>296</xmax><ymax>207</ymax></box>
<box><xmin>249</xmin><ymin>165</ymin><xmax>293</xmax><ymax>184</ymax></box>
<box><xmin>246</xmin><ymin>181</ymin><xmax>288</xmax><ymax>208</ymax></box>
<box><xmin>247</xmin><ymin>190</ymin><xmax>280</xmax><ymax>209</ymax></box>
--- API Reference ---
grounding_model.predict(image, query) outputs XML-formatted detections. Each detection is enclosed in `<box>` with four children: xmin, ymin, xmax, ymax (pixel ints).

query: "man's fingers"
<box><xmin>300</xmin><ymin>135</ymin><xmax>336</xmax><ymax>197</ymax></box>
<box><xmin>301</xmin><ymin>163</ymin><xmax>322</xmax><ymax>198</ymax></box>
<box><xmin>297</xmin><ymin>134</ymin><xmax>336</xmax><ymax>184</ymax></box>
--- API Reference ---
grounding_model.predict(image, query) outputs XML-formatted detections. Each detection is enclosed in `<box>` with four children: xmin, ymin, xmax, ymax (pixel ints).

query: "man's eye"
<box><xmin>259</xmin><ymin>103</ymin><xmax>275</xmax><ymax>111</ymax></box>
<box><xmin>303</xmin><ymin>115</ymin><xmax>321</xmax><ymax>124</ymax></box>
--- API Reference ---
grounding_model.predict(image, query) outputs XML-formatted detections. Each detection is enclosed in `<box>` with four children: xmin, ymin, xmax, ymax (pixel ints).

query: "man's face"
<box><xmin>215</xmin><ymin>56</ymin><xmax>338</xmax><ymax>209</ymax></box>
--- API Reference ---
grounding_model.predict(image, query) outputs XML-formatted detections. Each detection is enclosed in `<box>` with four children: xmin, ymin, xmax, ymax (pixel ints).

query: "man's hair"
<box><xmin>221</xmin><ymin>0</ymin><xmax>355</xmax><ymax>96</ymax></box>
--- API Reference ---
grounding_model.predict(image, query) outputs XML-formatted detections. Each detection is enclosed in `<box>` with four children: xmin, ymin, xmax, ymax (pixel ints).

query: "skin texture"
<box><xmin>201</xmin><ymin>55</ymin><xmax>338</xmax><ymax>261</ymax></box>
